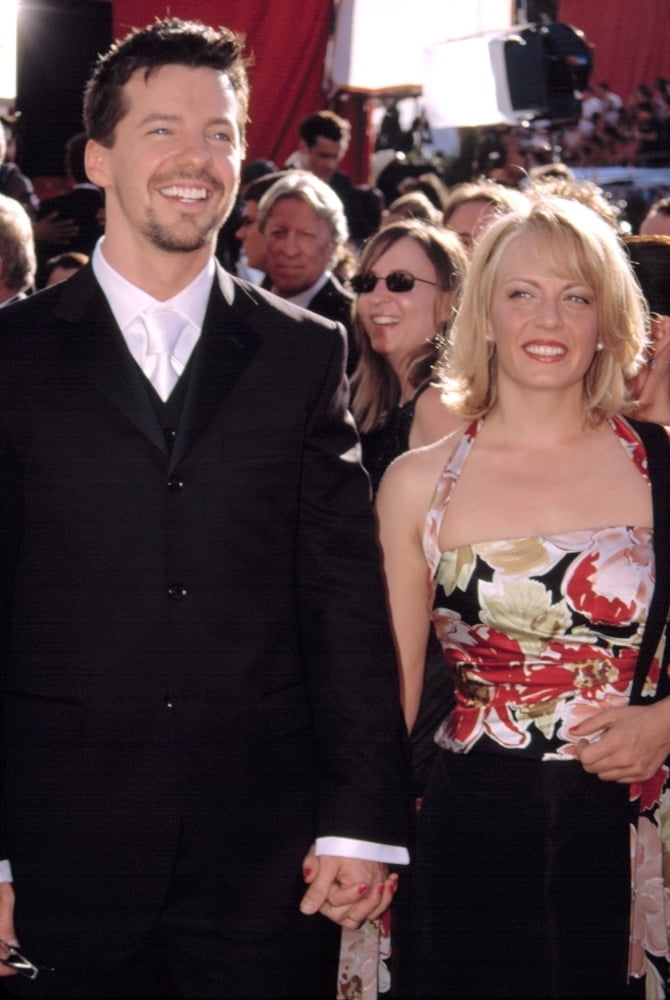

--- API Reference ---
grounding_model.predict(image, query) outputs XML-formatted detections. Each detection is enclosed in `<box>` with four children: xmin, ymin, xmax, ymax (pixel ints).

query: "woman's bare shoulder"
<box><xmin>377</xmin><ymin>425</ymin><xmax>465</xmax><ymax>513</ymax></box>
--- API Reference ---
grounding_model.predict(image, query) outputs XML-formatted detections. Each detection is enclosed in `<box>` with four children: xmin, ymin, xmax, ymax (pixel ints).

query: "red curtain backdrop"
<box><xmin>111</xmin><ymin>0</ymin><xmax>332</xmax><ymax>169</ymax></box>
<box><xmin>558</xmin><ymin>0</ymin><xmax>670</xmax><ymax>104</ymax></box>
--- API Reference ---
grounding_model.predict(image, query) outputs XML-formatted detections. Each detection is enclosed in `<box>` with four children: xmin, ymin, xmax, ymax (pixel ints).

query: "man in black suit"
<box><xmin>258</xmin><ymin>171</ymin><xmax>357</xmax><ymax>370</ymax></box>
<box><xmin>0</xmin><ymin>18</ymin><xmax>408</xmax><ymax>999</ymax></box>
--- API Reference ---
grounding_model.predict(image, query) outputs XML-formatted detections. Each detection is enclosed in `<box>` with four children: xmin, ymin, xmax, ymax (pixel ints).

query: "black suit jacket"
<box><xmin>307</xmin><ymin>274</ymin><xmax>358</xmax><ymax>374</ymax></box>
<box><xmin>0</xmin><ymin>264</ymin><xmax>408</xmax><ymax>957</ymax></box>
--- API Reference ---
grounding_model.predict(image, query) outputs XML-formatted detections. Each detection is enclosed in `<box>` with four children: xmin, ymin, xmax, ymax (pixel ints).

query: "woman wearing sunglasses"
<box><xmin>376</xmin><ymin>197</ymin><xmax>670</xmax><ymax>997</ymax></box>
<box><xmin>350</xmin><ymin>220</ymin><xmax>469</xmax><ymax>495</ymax></box>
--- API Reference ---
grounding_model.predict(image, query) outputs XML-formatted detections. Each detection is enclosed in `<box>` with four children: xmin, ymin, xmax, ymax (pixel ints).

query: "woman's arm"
<box><xmin>376</xmin><ymin>451</ymin><xmax>438</xmax><ymax>732</ymax></box>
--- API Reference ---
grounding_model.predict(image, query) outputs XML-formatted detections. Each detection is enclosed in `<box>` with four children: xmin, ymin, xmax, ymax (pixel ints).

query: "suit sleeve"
<box><xmin>296</xmin><ymin>322</ymin><xmax>410</xmax><ymax>849</ymax></box>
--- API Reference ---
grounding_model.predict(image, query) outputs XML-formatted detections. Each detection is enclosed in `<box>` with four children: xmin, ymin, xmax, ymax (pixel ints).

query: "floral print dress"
<box><xmin>417</xmin><ymin>416</ymin><xmax>670</xmax><ymax>997</ymax></box>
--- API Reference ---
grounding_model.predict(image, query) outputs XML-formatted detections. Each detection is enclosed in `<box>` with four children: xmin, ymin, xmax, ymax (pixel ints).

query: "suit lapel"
<box><xmin>168</xmin><ymin>266</ymin><xmax>262</xmax><ymax>472</ymax></box>
<box><xmin>56</xmin><ymin>264</ymin><xmax>263</xmax><ymax>469</ymax></box>
<box><xmin>57</xmin><ymin>268</ymin><xmax>168</xmax><ymax>455</ymax></box>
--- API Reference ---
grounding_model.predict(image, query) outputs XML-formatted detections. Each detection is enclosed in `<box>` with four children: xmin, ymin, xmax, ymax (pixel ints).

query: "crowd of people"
<box><xmin>0</xmin><ymin>14</ymin><xmax>670</xmax><ymax>1000</ymax></box>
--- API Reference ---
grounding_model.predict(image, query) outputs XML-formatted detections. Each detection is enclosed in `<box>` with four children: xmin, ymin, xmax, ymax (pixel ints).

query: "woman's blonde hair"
<box><xmin>439</xmin><ymin>196</ymin><xmax>649</xmax><ymax>423</ymax></box>
<box><xmin>351</xmin><ymin>220</ymin><xmax>468</xmax><ymax>433</ymax></box>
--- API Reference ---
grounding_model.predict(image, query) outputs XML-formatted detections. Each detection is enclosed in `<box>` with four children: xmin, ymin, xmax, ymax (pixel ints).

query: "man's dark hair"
<box><xmin>83</xmin><ymin>18</ymin><xmax>249</xmax><ymax>149</ymax></box>
<box><xmin>298</xmin><ymin>111</ymin><xmax>350</xmax><ymax>148</ymax></box>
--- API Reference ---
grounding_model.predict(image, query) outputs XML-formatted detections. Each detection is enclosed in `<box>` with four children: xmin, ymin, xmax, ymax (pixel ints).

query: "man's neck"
<box><xmin>101</xmin><ymin>235</ymin><xmax>216</xmax><ymax>301</ymax></box>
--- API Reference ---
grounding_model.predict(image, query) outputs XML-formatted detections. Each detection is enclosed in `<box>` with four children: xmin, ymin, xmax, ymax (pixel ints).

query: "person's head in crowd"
<box><xmin>350</xmin><ymin>220</ymin><xmax>468</xmax><ymax>433</ymax></box>
<box><xmin>240</xmin><ymin>158</ymin><xmax>277</xmax><ymax>196</ymax></box>
<box><xmin>442</xmin><ymin>181</ymin><xmax>526</xmax><ymax>251</ymax></box>
<box><xmin>527</xmin><ymin>162</ymin><xmax>575</xmax><ymax>185</ymax></box>
<box><xmin>0</xmin><ymin>193</ymin><xmax>36</xmax><ymax>304</ymax></box>
<box><xmin>0</xmin><ymin>114</ymin><xmax>19</xmax><ymax>164</ymax></box>
<box><xmin>524</xmin><ymin>174</ymin><xmax>621</xmax><ymax>230</ymax></box>
<box><xmin>298</xmin><ymin>110</ymin><xmax>350</xmax><ymax>183</ymax></box>
<box><xmin>383</xmin><ymin>192</ymin><xmax>444</xmax><ymax>228</ymax></box>
<box><xmin>347</xmin><ymin>184</ymin><xmax>384</xmax><ymax>247</ymax></box>
<box><xmin>64</xmin><ymin>132</ymin><xmax>91</xmax><ymax>186</ymax></box>
<box><xmin>235</xmin><ymin>170</ymin><xmax>289</xmax><ymax>272</ymax></box>
<box><xmin>258</xmin><ymin>170</ymin><xmax>348</xmax><ymax>297</ymax></box>
<box><xmin>43</xmin><ymin>251</ymin><xmax>89</xmax><ymax>288</ymax></box>
<box><xmin>624</xmin><ymin>234</ymin><xmax>670</xmax><ymax>425</ymax></box>
<box><xmin>439</xmin><ymin>196</ymin><xmax>648</xmax><ymax>425</ymax></box>
<box><xmin>639</xmin><ymin>197</ymin><xmax>670</xmax><ymax>237</ymax></box>
<box><xmin>395</xmin><ymin>171</ymin><xmax>449</xmax><ymax>212</ymax></box>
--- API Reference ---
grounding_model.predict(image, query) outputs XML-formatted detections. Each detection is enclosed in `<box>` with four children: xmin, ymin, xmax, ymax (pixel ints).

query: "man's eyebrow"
<box><xmin>138</xmin><ymin>112</ymin><xmax>182</xmax><ymax>127</ymax></box>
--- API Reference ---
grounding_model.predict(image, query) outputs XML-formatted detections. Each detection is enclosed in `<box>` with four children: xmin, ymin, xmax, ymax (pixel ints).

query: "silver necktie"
<box><xmin>141</xmin><ymin>307</ymin><xmax>186</xmax><ymax>400</ymax></box>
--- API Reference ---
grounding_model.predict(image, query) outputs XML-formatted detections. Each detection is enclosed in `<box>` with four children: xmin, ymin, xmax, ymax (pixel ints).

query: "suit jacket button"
<box><xmin>167</xmin><ymin>583</ymin><xmax>188</xmax><ymax>601</ymax></box>
<box><xmin>167</xmin><ymin>476</ymin><xmax>184</xmax><ymax>491</ymax></box>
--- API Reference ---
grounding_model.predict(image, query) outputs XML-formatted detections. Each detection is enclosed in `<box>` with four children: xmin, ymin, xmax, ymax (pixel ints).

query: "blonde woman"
<box><xmin>377</xmin><ymin>197</ymin><xmax>670</xmax><ymax>997</ymax></box>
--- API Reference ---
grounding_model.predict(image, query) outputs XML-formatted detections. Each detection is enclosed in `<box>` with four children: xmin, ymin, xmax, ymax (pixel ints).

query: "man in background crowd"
<box><xmin>0</xmin><ymin>192</ymin><xmax>35</xmax><ymax>306</ymax></box>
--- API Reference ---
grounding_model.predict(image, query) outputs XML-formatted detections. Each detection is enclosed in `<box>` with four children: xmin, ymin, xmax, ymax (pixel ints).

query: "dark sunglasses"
<box><xmin>350</xmin><ymin>270</ymin><xmax>437</xmax><ymax>295</ymax></box>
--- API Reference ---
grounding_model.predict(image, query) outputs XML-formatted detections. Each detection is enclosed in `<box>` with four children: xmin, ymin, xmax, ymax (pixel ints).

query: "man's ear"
<box><xmin>84</xmin><ymin>139</ymin><xmax>110</xmax><ymax>188</ymax></box>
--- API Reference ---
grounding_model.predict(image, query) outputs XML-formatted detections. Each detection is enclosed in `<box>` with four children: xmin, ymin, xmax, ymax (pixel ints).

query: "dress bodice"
<box><xmin>423</xmin><ymin>417</ymin><xmax>655</xmax><ymax>758</ymax></box>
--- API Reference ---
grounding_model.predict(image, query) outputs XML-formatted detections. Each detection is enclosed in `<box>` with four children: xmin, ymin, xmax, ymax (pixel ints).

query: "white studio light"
<box><xmin>0</xmin><ymin>0</ymin><xmax>18</xmax><ymax>104</ymax></box>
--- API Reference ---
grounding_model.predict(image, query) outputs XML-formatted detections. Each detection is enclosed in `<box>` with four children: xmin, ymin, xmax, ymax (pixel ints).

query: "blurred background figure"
<box><xmin>0</xmin><ymin>115</ymin><xmax>79</xmax><ymax>257</ymax></box>
<box><xmin>350</xmin><ymin>220</ymin><xmax>467</xmax><ymax>493</ymax></box>
<box><xmin>382</xmin><ymin>191</ymin><xmax>444</xmax><ymax>228</ymax></box>
<box><xmin>350</xmin><ymin>219</ymin><xmax>469</xmax><ymax>808</ymax></box>
<box><xmin>286</xmin><ymin>110</ymin><xmax>357</xmax><ymax>229</ymax></box>
<box><xmin>0</xmin><ymin>192</ymin><xmax>36</xmax><ymax>306</ymax></box>
<box><xmin>442</xmin><ymin>180</ymin><xmax>525</xmax><ymax>251</ymax></box>
<box><xmin>35</xmin><ymin>132</ymin><xmax>103</xmax><ymax>286</ymax></box>
<box><xmin>43</xmin><ymin>250</ymin><xmax>89</xmax><ymax>288</ymax></box>
<box><xmin>0</xmin><ymin>114</ymin><xmax>39</xmax><ymax>217</ymax></box>
<box><xmin>639</xmin><ymin>197</ymin><xmax>670</xmax><ymax>236</ymax></box>
<box><xmin>234</xmin><ymin>171</ymin><xmax>288</xmax><ymax>285</ymax></box>
<box><xmin>258</xmin><ymin>170</ymin><xmax>355</xmax><ymax>366</ymax></box>
<box><xmin>625</xmin><ymin>234</ymin><xmax>670</xmax><ymax>426</ymax></box>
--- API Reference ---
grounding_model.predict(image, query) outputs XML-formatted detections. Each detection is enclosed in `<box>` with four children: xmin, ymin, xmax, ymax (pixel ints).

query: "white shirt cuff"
<box><xmin>315</xmin><ymin>836</ymin><xmax>409</xmax><ymax>866</ymax></box>
<box><xmin>0</xmin><ymin>860</ymin><xmax>13</xmax><ymax>883</ymax></box>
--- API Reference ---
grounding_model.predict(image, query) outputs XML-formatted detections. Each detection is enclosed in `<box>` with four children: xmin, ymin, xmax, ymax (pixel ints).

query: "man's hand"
<box><xmin>299</xmin><ymin>847</ymin><xmax>398</xmax><ymax>928</ymax></box>
<box><xmin>0</xmin><ymin>882</ymin><xmax>18</xmax><ymax>978</ymax></box>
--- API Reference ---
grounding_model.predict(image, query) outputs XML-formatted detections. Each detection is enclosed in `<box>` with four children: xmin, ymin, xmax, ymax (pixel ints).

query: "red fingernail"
<box><xmin>303</xmin><ymin>867</ymin><xmax>312</xmax><ymax>879</ymax></box>
<box><xmin>377</xmin><ymin>883</ymin><xmax>385</xmax><ymax>894</ymax></box>
<box><xmin>357</xmin><ymin>883</ymin><xmax>369</xmax><ymax>895</ymax></box>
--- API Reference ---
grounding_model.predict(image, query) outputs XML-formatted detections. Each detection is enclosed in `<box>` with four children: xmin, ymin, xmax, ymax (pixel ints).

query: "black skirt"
<box><xmin>404</xmin><ymin>750</ymin><xmax>642</xmax><ymax>999</ymax></box>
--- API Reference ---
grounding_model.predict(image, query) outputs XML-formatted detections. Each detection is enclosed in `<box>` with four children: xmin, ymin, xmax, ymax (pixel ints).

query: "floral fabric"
<box><xmin>423</xmin><ymin>415</ymin><xmax>670</xmax><ymax>992</ymax></box>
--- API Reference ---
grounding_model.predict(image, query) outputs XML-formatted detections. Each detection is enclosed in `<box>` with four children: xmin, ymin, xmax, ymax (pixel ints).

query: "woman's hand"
<box><xmin>571</xmin><ymin>700</ymin><xmax>670</xmax><ymax>783</ymax></box>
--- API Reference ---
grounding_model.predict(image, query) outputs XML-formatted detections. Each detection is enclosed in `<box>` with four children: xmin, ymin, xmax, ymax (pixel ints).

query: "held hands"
<box><xmin>572</xmin><ymin>701</ymin><xmax>670</xmax><ymax>783</ymax></box>
<box><xmin>299</xmin><ymin>847</ymin><xmax>398</xmax><ymax>929</ymax></box>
